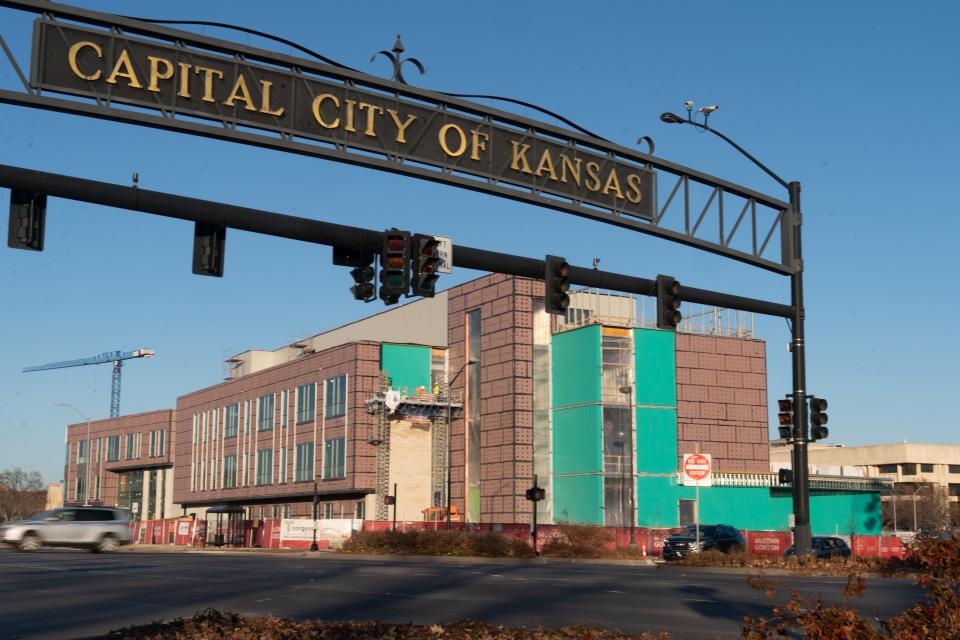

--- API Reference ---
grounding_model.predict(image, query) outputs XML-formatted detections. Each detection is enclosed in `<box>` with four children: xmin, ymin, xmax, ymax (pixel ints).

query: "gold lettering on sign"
<box><xmin>311</xmin><ymin>94</ymin><xmax>340</xmax><ymax>129</ymax></box>
<box><xmin>177</xmin><ymin>63</ymin><xmax>192</xmax><ymax>98</ymax></box>
<box><xmin>386</xmin><ymin>109</ymin><xmax>416</xmax><ymax>144</ymax></box>
<box><xmin>470</xmin><ymin>130</ymin><xmax>489</xmax><ymax>160</ymax></box>
<box><xmin>146</xmin><ymin>56</ymin><xmax>174</xmax><ymax>93</ymax></box>
<box><xmin>626</xmin><ymin>174</ymin><xmax>644</xmax><ymax>203</ymax></box>
<box><xmin>193</xmin><ymin>66</ymin><xmax>224</xmax><ymax>103</ymax></box>
<box><xmin>105</xmin><ymin>49</ymin><xmax>142</xmax><ymax>88</ymax></box>
<box><xmin>358</xmin><ymin>102</ymin><xmax>384</xmax><ymax>137</ymax></box>
<box><xmin>344</xmin><ymin>99</ymin><xmax>357</xmax><ymax>133</ymax></box>
<box><xmin>439</xmin><ymin>124</ymin><xmax>468</xmax><ymax>157</ymax></box>
<box><xmin>584</xmin><ymin>161</ymin><xmax>601</xmax><ymax>192</ymax></box>
<box><xmin>225</xmin><ymin>75</ymin><xmax>257</xmax><ymax>112</ymax></box>
<box><xmin>259</xmin><ymin>80</ymin><xmax>284</xmax><ymax>116</ymax></box>
<box><xmin>534</xmin><ymin>149</ymin><xmax>558</xmax><ymax>181</ymax></box>
<box><xmin>560</xmin><ymin>156</ymin><xmax>582</xmax><ymax>186</ymax></box>
<box><xmin>510</xmin><ymin>141</ymin><xmax>533</xmax><ymax>173</ymax></box>
<box><xmin>602</xmin><ymin>169</ymin><xmax>623</xmax><ymax>198</ymax></box>
<box><xmin>67</xmin><ymin>41</ymin><xmax>102</xmax><ymax>81</ymax></box>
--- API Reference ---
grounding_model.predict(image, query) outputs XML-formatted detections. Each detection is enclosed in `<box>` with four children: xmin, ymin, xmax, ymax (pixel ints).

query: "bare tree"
<box><xmin>0</xmin><ymin>468</ymin><xmax>46</xmax><ymax>522</ymax></box>
<box><xmin>884</xmin><ymin>483</ymin><xmax>952</xmax><ymax>534</ymax></box>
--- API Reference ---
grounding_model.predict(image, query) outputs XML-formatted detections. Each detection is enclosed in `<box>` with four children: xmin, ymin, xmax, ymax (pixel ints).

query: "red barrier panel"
<box><xmin>747</xmin><ymin>531</ymin><xmax>793</xmax><ymax>557</ymax></box>
<box><xmin>879</xmin><ymin>536</ymin><xmax>906</xmax><ymax>559</ymax></box>
<box><xmin>851</xmin><ymin>535</ymin><xmax>880</xmax><ymax>557</ymax></box>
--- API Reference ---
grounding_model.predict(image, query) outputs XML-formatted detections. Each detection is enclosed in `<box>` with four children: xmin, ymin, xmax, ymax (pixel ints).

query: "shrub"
<box><xmin>340</xmin><ymin>529</ymin><xmax>535</xmax><ymax>558</ymax></box>
<box><xmin>741</xmin><ymin>535</ymin><xmax>960</xmax><ymax>639</ymax></box>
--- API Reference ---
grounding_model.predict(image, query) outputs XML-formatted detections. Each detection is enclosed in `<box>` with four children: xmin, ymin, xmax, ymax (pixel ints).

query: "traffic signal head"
<box><xmin>777</xmin><ymin>397</ymin><xmax>794</xmax><ymax>440</ymax></box>
<box><xmin>384</xmin><ymin>495</ymin><xmax>396</xmax><ymax>506</ymax></box>
<box><xmin>379</xmin><ymin>229</ymin><xmax>410</xmax><ymax>305</ymax></box>
<box><xmin>8</xmin><ymin>188</ymin><xmax>46</xmax><ymax>251</ymax></box>
<box><xmin>544</xmin><ymin>255</ymin><xmax>570</xmax><ymax>315</ymax></box>
<box><xmin>192</xmin><ymin>222</ymin><xmax>226</xmax><ymax>277</ymax></box>
<box><xmin>350</xmin><ymin>257</ymin><xmax>376</xmax><ymax>302</ymax></box>
<box><xmin>411</xmin><ymin>234</ymin><xmax>441</xmax><ymax>297</ymax></box>
<box><xmin>810</xmin><ymin>396</ymin><xmax>829</xmax><ymax>441</ymax></box>
<box><xmin>525</xmin><ymin>486</ymin><xmax>546</xmax><ymax>502</ymax></box>
<box><xmin>778</xmin><ymin>468</ymin><xmax>794</xmax><ymax>484</ymax></box>
<box><xmin>655</xmin><ymin>274</ymin><xmax>682</xmax><ymax>330</ymax></box>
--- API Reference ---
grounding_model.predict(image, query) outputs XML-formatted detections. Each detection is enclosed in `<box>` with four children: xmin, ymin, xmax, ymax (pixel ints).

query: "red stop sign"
<box><xmin>683</xmin><ymin>453</ymin><xmax>711</xmax><ymax>481</ymax></box>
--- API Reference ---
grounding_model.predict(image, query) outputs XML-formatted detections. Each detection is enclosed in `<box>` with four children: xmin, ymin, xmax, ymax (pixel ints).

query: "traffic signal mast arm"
<box><xmin>1</xmin><ymin>163</ymin><xmax>795</xmax><ymax>319</ymax></box>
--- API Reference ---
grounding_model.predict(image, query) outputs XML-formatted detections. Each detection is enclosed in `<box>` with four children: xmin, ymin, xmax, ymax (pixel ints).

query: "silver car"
<box><xmin>0</xmin><ymin>507</ymin><xmax>131</xmax><ymax>552</ymax></box>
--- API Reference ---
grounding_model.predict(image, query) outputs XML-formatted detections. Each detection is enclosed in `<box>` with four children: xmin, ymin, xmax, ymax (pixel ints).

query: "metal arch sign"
<box><xmin>29</xmin><ymin>21</ymin><xmax>654</xmax><ymax>221</ymax></box>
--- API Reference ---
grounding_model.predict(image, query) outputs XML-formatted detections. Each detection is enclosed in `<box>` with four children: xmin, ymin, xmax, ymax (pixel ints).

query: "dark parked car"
<box><xmin>661</xmin><ymin>524</ymin><xmax>745</xmax><ymax>560</ymax></box>
<box><xmin>783</xmin><ymin>536</ymin><xmax>852</xmax><ymax>559</ymax></box>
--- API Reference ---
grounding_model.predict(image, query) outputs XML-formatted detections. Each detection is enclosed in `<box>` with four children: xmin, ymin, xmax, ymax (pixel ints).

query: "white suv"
<box><xmin>0</xmin><ymin>507</ymin><xmax>132</xmax><ymax>552</ymax></box>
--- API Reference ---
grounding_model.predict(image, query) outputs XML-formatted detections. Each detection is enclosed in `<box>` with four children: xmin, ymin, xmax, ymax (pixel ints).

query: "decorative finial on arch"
<box><xmin>371</xmin><ymin>34</ymin><xmax>425</xmax><ymax>84</ymax></box>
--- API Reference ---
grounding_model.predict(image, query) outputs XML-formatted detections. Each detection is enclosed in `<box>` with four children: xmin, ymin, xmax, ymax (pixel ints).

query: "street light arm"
<box><xmin>692</xmin><ymin>122</ymin><xmax>789</xmax><ymax>191</ymax></box>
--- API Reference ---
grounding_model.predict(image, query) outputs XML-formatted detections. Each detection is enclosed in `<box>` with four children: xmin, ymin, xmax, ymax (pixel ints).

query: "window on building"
<box><xmin>295</xmin><ymin>442</ymin><xmax>315</xmax><ymax>482</ymax></box>
<box><xmin>323</xmin><ymin>437</ymin><xmax>345</xmax><ymax>479</ymax></box>
<box><xmin>225</xmin><ymin>403</ymin><xmax>239</xmax><ymax>437</ymax></box>
<box><xmin>125</xmin><ymin>433</ymin><xmax>135</xmax><ymax>460</ymax></box>
<box><xmin>77</xmin><ymin>440</ymin><xmax>88</xmax><ymax>463</ymax></box>
<box><xmin>901</xmin><ymin>463</ymin><xmax>917</xmax><ymax>476</ymax></box>
<box><xmin>465</xmin><ymin>309</ymin><xmax>481</xmax><ymax>523</ymax></box>
<box><xmin>148</xmin><ymin>430</ymin><xmax>166</xmax><ymax>457</ymax></box>
<box><xmin>256</xmin><ymin>449</ymin><xmax>273</xmax><ymax>485</ymax></box>
<box><xmin>921</xmin><ymin>463</ymin><xmax>934</xmax><ymax>474</ymax></box>
<box><xmin>878</xmin><ymin>464</ymin><xmax>898</xmax><ymax>474</ymax></box>
<box><xmin>950</xmin><ymin>465</ymin><xmax>960</xmax><ymax>474</ymax></box>
<box><xmin>297</xmin><ymin>383</ymin><xmax>316</xmax><ymax>424</ymax></box>
<box><xmin>257</xmin><ymin>394</ymin><xmax>275</xmax><ymax>431</ymax></box>
<box><xmin>323</xmin><ymin>503</ymin><xmax>334</xmax><ymax>519</ymax></box>
<box><xmin>278</xmin><ymin>446</ymin><xmax>287</xmax><ymax>484</ymax></box>
<box><xmin>223</xmin><ymin>455</ymin><xmax>237</xmax><ymax>489</ymax></box>
<box><xmin>325</xmin><ymin>375</ymin><xmax>347</xmax><ymax>418</ymax></box>
<box><xmin>106</xmin><ymin>436</ymin><xmax>120</xmax><ymax>462</ymax></box>
<box><xmin>355</xmin><ymin>501</ymin><xmax>365</xmax><ymax>520</ymax></box>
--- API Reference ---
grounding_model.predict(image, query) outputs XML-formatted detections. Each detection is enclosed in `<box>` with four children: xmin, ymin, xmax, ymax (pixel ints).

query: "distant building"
<box><xmin>64</xmin><ymin>409</ymin><xmax>175</xmax><ymax>521</ymax></box>
<box><xmin>770</xmin><ymin>441</ymin><xmax>960</xmax><ymax>529</ymax></box>
<box><xmin>44</xmin><ymin>482</ymin><xmax>63</xmax><ymax>510</ymax></box>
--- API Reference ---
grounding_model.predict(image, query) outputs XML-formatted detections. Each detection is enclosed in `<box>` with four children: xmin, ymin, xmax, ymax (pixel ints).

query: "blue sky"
<box><xmin>1</xmin><ymin>1</ymin><xmax>957</xmax><ymax>483</ymax></box>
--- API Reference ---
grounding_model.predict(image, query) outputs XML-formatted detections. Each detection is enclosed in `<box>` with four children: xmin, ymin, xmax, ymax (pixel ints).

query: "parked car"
<box><xmin>0</xmin><ymin>507</ymin><xmax>131</xmax><ymax>552</ymax></box>
<box><xmin>661</xmin><ymin>524</ymin><xmax>745</xmax><ymax>560</ymax></box>
<box><xmin>783</xmin><ymin>536</ymin><xmax>852</xmax><ymax>559</ymax></box>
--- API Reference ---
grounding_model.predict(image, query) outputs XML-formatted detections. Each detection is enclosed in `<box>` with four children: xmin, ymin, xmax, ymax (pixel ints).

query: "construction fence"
<box><xmin>129</xmin><ymin>517</ymin><xmax>909</xmax><ymax>558</ymax></box>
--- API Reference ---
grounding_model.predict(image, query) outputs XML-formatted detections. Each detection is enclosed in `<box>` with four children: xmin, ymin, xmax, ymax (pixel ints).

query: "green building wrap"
<box><xmin>380</xmin><ymin>344</ymin><xmax>431</xmax><ymax>394</ymax></box>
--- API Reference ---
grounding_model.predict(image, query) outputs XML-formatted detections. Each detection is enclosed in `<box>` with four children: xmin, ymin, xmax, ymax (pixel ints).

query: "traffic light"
<box><xmin>350</xmin><ymin>253</ymin><xmax>376</xmax><ymax>302</ymax></box>
<box><xmin>379</xmin><ymin>229</ymin><xmax>410</xmax><ymax>305</ymax></box>
<box><xmin>192</xmin><ymin>222</ymin><xmax>226</xmax><ymax>277</ymax></box>
<box><xmin>410</xmin><ymin>233</ymin><xmax>441</xmax><ymax>297</ymax></box>
<box><xmin>777</xmin><ymin>397</ymin><xmax>794</xmax><ymax>440</ymax></box>
<box><xmin>8</xmin><ymin>188</ymin><xmax>46</xmax><ymax>251</ymax></box>
<box><xmin>778</xmin><ymin>468</ymin><xmax>794</xmax><ymax>484</ymax></box>
<box><xmin>544</xmin><ymin>255</ymin><xmax>570</xmax><ymax>315</ymax></box>
<box><xmin>655</xmin><ymin>274</ymin><xmax>682</xmax><ymax>330</ymax></box>
<box><xmin>383</xmin><ymin>495</ymin><xmax>396</xmax><ymax>506</ymax></box>
<box><xmin>809</xmin><ymin>396</ymin><xmax>829</xmax><ymax>441</ymax></box>
<box><xmin>525</xmin><ymin>486</ymin><xmax>546</xmax><ymax>502</ymax></box>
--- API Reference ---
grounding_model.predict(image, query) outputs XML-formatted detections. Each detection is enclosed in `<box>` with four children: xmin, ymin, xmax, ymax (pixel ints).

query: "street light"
<box><xmin>310</xmin><ymin>479</ymin><xmax>320</xmax><ymax>552</ymax></box>
<box><xmin>660</xmin><ymin>102</ymin><xmax>811</xmax><ymax>556</ymax></box>
<box><xmin>446</xmin><ymin>359</ymin><xmax>476</xmax><ymax>530</ymax></box>
<box><xmin>54</xmin><ymin>401</ymin><xmax>92</xmax><ymax>506</ymax></box>
<box><xmin>619</xmin><ymin>384</ymin><xmax>637</xmax><ymax>549</ymax></box>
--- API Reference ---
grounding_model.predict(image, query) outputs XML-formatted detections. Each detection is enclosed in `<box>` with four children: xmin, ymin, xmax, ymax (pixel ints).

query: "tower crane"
<box><xmin>24</xmin><ymin>349</ymin><xmax>155</xmax><ymax>417</ymax></box>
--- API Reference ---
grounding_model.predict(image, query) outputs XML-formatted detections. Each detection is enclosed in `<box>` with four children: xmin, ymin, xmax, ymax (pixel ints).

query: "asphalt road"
<box><xmin>0</xmin><ymin>549</ymin><xmax>923</xmax><ymax>639</ymax></box>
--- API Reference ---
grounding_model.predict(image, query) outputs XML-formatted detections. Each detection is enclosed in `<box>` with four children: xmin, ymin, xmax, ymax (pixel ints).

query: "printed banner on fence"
<box><xmin>279</xmin><ymin>519</ymin><xmax>361</xmax><ymax>545</ymax></box>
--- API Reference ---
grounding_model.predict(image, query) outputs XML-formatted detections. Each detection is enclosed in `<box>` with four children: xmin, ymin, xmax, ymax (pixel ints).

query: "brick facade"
<box><xmin>674</xmin><ymin>333</ymin><xmax>769</xmax><ymax>472</ymax></box>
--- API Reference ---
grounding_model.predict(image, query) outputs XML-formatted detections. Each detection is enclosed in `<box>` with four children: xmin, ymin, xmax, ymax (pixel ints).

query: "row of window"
<box><xmin>218</xmin><ymin>375</ymin><xmax>347</xmax><ymax>438</ymax></box>
<box><xmin>217</xmin><ymin>436</ymin><xmax>346</xmax><ymax>489</ymax></box>
<box><xmin>77</xmin><ymin>430</ymin><xmax>166</xmax><ymax>464</ymax></box>
<box><xmin>877</xmin><ymin>463</ymin><xmax>960</xmax><ymax>475</ymax></box>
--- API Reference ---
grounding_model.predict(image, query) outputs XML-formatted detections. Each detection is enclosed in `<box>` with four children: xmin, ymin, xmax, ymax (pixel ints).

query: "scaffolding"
<box><xmin>363</xmin><ymin>379</ymin><xmax>463</xmax><ymax>521</ymax></box>
<box><xmin>558</xmin><ymin>288</ymin><xmax>756</xmax><ymax>338</ymax></box>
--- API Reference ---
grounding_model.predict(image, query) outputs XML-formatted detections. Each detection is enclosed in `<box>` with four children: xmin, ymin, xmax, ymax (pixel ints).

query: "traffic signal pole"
<box><xmin>788</xmin><ymin>181</ymin><xmax>812</xmax><ymax>556</ymax></box>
